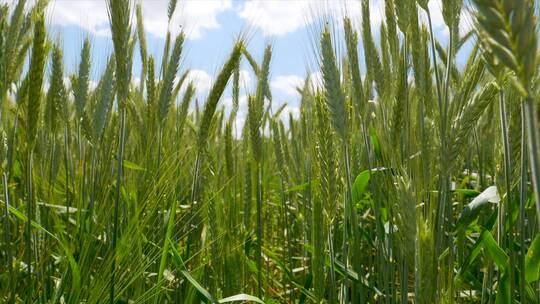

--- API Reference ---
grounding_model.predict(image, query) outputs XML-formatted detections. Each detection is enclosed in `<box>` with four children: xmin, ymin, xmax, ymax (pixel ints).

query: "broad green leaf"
<box><xmin>460</xmin><ymin>232</ymin><xmax>485</xmax><ymax>271</ymax></box>
<box><xmin>167</xmin><ymin>237</ymin><xmax>185</xmax><ymax>270</ymax></box>
<box><xmin>218</xmin><ymin>294</ymin><xmax>264</xmax><ymax>303</ymax></box>
<box><xmin>455</xmin><ymin>232</ymin><xmax>485</xmax><ymax>286</ymax></box>
<box><xmin>5</xmin><ymin>203</ymin><xmax>80</xmax><ymax>292</ymax></box>
<box><xmin>481</xmin><ymin>230</ymin><xmax>508</xmax><ymax>270</ymax></box>
<box><xmin>180</xmin><ymin>270</ymin><xmax>217</xmax><ymax>304</ymax></box>
<box><xmin>352</xmin><ymin>167</ymin><xmax>386</xmax><ymax>203</ymax></box>
<box><xmin>330</xmin><ymin>258</ymin><xmax>382</xmax><ymax>296</ymax></box>
<box><xmin>495</xmin><ymin>271</ymin><xmax>511</xmax><ymax>304</ymax></box>
<box><xmin>525</xmin><ymin>234</ymin><xmax>540</xmax><ymax>283</ymax></box>
<box><xmin>453</xmin><ymin>188</ymin><xmax>481</xmax><ymax>197</ymax></box>
<box><xmin>59</xmin><ymin>239</ymin><xmax>81</xmax><ymax>295</ymax></box>
<box><xmin>6</xmin><ymin>203</ymin><xmax>58</xmax><ymax>241</ymax></box>
<box><xmin>457</xmin><ymin>186</ymin><xmax>499</xmax><ymax>230</ymax></box>
<box><xmin>333</xmin><ymin>259</ymin><xmax>359</xmax><ymax>281</ymax></box>
<box><xmin>298</xmin><ymin>273</ymin><xmax>312</xmax><ymax>304</ymax></box>
<box><xmin>155</xmin><ymin>200</ymin><xmax>178</xmax><ymax>303</ymax></box>
<box><xmin>369</xmin><ymin>126</ymin><xmax>382</xmax><ymax>159</ymax></box>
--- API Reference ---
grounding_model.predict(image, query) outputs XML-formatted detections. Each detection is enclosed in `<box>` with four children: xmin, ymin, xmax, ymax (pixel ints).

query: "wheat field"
<box><xmin>0</xmin><ymin>0</ymin><xmax>540</xmax><ymax>303</ymax></box>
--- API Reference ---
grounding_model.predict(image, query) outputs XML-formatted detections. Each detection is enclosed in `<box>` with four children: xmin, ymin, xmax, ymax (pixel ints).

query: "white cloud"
<box><xmin>237</xmin><ymin>0</ymin><xmax>384</xmax><ymax>37</ymax></box>
<box><xmin>6</xmin><ymin>0</ymin><xmax>365</xmax><ymax>39</ymax></box>
<box><xmin>221</xmin><ymin>93</ymin><xmax>298</xmax><ymax>137</ymax></box>
<box><xmin>237</xmin><ymin>0</ymin><xmax>472</xmax><ymax>41</ymax></box>
<box><xmin>222</xmin><ymin>94</ymin><xmax>249</xmax><ymax>114</ymax></box>
<box><xmin>271</xmin><ymin>75</ymin><xmax>304</xmax><ymax>96</ymax></box>
<box><xmin>308</xmin><ymin>71</ymin><xmax>323</xmax><ymax>90</ymax></box>
<box><xmin>237</xmin><ymin>1</ymin><xmax>311</xmax><ymax>36</ymax></box>
<box><xmin>239</xmin><ymin>69</ymin><xmax>252</xmax><ymax>88</ymax></box>
<box><xmin>185</xmin><ymin>69</ymin><xmax>213</xmax><ymax>92</ymax></box>
<box><xmin>131</xmin><ymin>76</ymin><xmax>141</xmax><ymax>87</ymax></box>
<box><xmin>140</xmin><ymin>0</ymin><xmax>232</xmax><ymax>40</ymax></box>
<box><xmin>459</xmin><ymin>9</ymin><xmax>474</xmax><ymax>36</ymax></box>
<box><xmin>280</xmin><ymin>104</ymin><xmax>300</xmax><ymax>120</ymax></box>
<box><xmin>2</xmin><ymin>0</ymin><xmax>231</xmax><ymax>40</ymax></box>
<box><xmin>233</xmin><ymin>117</ymin><xmax>245</xmax><ymax>135</ymax></box>
<box><xmin>419</xmin><ymin>0</ymin><xmax>474</xmax><ymax>37</ymax></box>
<box><xmin>3</xmin><ymin>0</ymin><xmax>471</xmax><ymax>41</ymax></box>
<box><xmin>45</xmin><ymin>1</ymin><xmax>110</xmax><ymax>36</ymax></box>
<box><xmin>221</xmin><ymin>94</ymin><xmax>249</xmax><ymax>137</ymax></box>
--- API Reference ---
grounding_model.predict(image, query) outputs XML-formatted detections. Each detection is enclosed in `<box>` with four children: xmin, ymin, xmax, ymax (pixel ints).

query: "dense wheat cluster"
<box><xmin>0</xmin><ymin>0</ymin><xmax>540</xmax><ymax>303</ymax></box>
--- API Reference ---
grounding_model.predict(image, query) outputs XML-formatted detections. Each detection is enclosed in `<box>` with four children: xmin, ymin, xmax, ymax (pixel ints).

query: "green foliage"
<box><xmin>0</xmin><ymin>0</ymin><xmax>539</xmax><ymax>303</ymax></box>
<box><xmin>525</xmin><ymin>234</ymin><xmax>540</xmax><ymax>283</ymax></box>
<box><xmin>457</xmin><ymin>186</ymin><xmax>500</xmax><ymax>230</ymax></box>
<box><xmin>351</xmin><ymin>167</ymin><xmax>385</xmax><ymax>204</ymax></box>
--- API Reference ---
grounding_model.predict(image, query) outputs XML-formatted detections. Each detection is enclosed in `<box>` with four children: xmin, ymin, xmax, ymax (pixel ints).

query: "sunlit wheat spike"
<box><xmin>172</xmin><ymin>69</ymin><xmax>190</xmax><ymax>101</ymax></box>
<box><xmin>255</xmin><ymin>44</ymin><xmax>272</xmax><ymax>108</ymax></box>
<box><xmin>473</xmin><ymin>0</ymin><xmax>538</xmax><ymax>91</ymax></box>
<box><xmin>158</xmin><ymin>32</ymin><xmax>184</xmax><ymax>125</ymax></box>
<box><xmin>93</xmin><ymin>56</ymin><xmax>116</xmax><ymax>142</ymax></box>
<box><xmin>107</xmin><ymin>0</ymin><xmax>131</xmax><ymax>107</ymax></box>
<box><xmin>225</xmin><ymin>120</ymin><xmax>234</xmax><ymax>178</ymax></box>
<box><xmin>74</xmin><ymin>38</ymin><xmax>91</xmax><ymax>122</ymax></box>
<box><xmin>136</xmin><ymin>3</ymin><xmax>147</xmax><ymax>93</ymax></box>
<box><xmin>146</xmin><ymin>55</ymin><xmax>156</xmax><ymax>105</ymax></box>
<box><xmin>394</xmin><ymin>0</ymin><xmax>410</xmax><ymax>33</ymax></box>
<box><xmin>393</xmin><ymin>173</ymin><xmax>417</xmax><ymax>265</ymax></box>
<box><xmin>416</xmin><ymin>218</ymin><xmax>436</xmax><ymax>303</ymax></box>
<box><xmin>26</xmin><ymin>13</ymin><xmax>46</xmax><ymax>148</ymax></box>
<box><xmin>231</xmin><ymin>64</ymin><xmax>240</xmax><ymax>119</ymax></box>
<box><xmin>0</xmin><ymin>5</ymin><xmax>7</xmax><ymax>98</ymax></box>
<box><xmin>384</xmin><ymin>0</ymin><xmax>399</xmax><ymax>61</ymax></box>
<box><xmin>247</xmin><ymin>95</ymin><xmax>262</xmax><ymax>163</ymax></box>
<box><xmin>197</xmin><ymin>40</ymin><xmax>243</xmax><ymax>149</ymax></box>
<box><xmin>168</xmin><ymin>0</ymin><xmax>178</xmax><ymax>22</ymax></box>
<box><xmin>343</xmin><ymin>17</ymin><xmax>364</xmax><ymax>115</ymax></box>
<box><xmin>3</xmin><ymin>0</ymin><xmax>27</xmax><ymax>89</ymax></box>
<box><xmin>362</xmin><ymin>0</ymin><xmax>385</xmax><ymax>98</ymax></box>
<box><xmin>442</xmin><ymin>0</ymin><xmax>463</xmax><ymax>30</ymax></box>
<box><xmin>177</xmin><ymin>81</ymin><xmax>195</xmax><ymax>140</ymax></box>
<box><xmin>45</xmin><ymin>45</ymin><xmax>65</xmax><ymax>135</ymax></box>
<box><xmin>320</xmin><ymin>28</ymin><xmax>348</xmax><ymax>141</ymax></box>
<box><xmin>449</xmin><ymin>81</ymin><xmax>498</xmax><ymax>169</ymax></box>
<box><xmin>243</xmin><ymin>47</ymin><xmax>260</xmax><ymax>75</ymax></box>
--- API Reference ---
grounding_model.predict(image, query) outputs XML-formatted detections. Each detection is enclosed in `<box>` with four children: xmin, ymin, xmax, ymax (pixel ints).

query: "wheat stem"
<box><xmin>524</xmin><ymin>96</ymin><xmax>540</xmax><ymax>228</ymax></box>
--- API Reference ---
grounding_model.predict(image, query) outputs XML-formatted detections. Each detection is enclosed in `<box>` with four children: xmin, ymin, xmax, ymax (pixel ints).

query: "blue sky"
<box><xmin>2</xmin><ymin>0</ymin><xmax>471</xmax><ymax>127</ymax></box>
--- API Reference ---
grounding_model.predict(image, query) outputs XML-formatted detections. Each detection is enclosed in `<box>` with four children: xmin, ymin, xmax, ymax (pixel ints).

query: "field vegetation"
<box><xmin>0</xmin><ymin>0</ymin><xmax>540</xmax><ymax>303</ymax></box>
